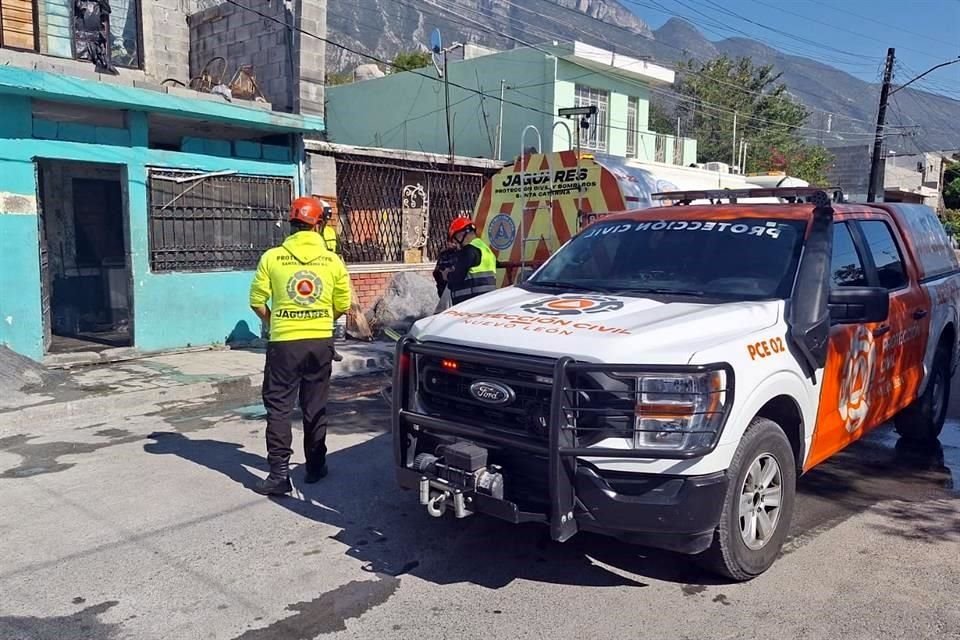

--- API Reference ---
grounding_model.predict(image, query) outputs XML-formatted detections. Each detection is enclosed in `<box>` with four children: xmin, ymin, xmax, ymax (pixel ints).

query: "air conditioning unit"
<box><xmin>705</xmin><ymin>162</ymin><xmax>731</xmax><ymax>173</ymax></box>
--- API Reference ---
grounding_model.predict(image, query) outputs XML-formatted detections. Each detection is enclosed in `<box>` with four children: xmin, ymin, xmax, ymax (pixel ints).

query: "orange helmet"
<box><xmin>448</xmin><ymin>216</ymin><xmax>475</xmax><ymax>239</ymax></box>
<box><xmin>290</xmin><ymin>196</ymin><xmax>324</xmax><ymax>225</ymax></box>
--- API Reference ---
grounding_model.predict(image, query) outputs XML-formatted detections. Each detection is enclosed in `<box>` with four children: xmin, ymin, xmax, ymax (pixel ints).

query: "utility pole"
<box><xmin>443</xmin><ymin>48</ymin><xmax>453</xmax><ymax>164</ymax></box>
<box><xmin>495</xmin><ymin>79</ymin><xmax>505</xmax><ymax>160</ymax></box>
<box><xmin>742</xmin><ymin>141</ymin><xmax>749</xmax><ymax>175</ymax></box>
<box><xmin>730</xmin><ymin>111</ymin><xmax>737</xmax><ymax>164</ymax></box>
<box><xmin>676</xmin><ymin>116</ymin><xmax>681</xmax><ymax>140</ymax></box>
<box><xmin>868</xmin><ymin>48</ymin><xmax>896</xmax><ymax>202</ymax></box>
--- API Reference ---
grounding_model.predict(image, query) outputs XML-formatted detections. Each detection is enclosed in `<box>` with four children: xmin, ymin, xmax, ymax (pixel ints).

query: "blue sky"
<box><xmin>629</xmin><ymin>0</ymin><xmax>960</xmax><ymax>98</ymax></box>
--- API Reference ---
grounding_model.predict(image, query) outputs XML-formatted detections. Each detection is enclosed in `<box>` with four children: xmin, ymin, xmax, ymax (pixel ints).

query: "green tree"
<box><xmin>648</xmin><ymin>102</ymin><xmax>675</xmax><ymax>135</ymax></box>
<box><xmin>664</xmin><ymin>55</ymin><xmax>833</xmax><ymax>184</ymax></box>
<box><xmin>944</xmin><ymin>156</ymin><xmax>960</xmax><ymax>210</ymax></box>
<box><xmin>392</xmin><ymin>50</ymin><xmax>433</xmax><ymax>72</ymax></box>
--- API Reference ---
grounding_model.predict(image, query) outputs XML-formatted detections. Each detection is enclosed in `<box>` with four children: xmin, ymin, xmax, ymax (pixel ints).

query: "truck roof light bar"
<box><xmin>651</xmin><ymin>187</ymin><xmax>844</xmax><ymax>205</ymax></box>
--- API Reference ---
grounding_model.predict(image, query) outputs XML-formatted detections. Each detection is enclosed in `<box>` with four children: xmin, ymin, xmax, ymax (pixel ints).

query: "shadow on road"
<box><xmin>144</xmin><ymin>396</ymin><xmax>959</xmax><ymax>589</ymax></box>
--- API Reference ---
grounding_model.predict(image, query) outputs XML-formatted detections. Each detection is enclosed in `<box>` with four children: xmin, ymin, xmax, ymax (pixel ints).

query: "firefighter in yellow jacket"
<box><xmin>249</xmin><ymin>196</ymin><xmax>352</xmax><ymax>495</ymax></box>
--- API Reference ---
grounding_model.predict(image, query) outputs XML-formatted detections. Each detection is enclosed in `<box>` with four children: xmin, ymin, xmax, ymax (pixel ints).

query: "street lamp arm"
<box><xmin>890</xmin><ymin>56</ymin><xmax>960</xmax><ymax>96</ymax></box>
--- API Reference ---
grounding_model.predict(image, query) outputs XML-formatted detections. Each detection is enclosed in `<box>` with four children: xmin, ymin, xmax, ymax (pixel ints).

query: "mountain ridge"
<box><xmin>325</xmin><ymin>1</ymin><xmax>960</xmax><ymax>151</ymax></box>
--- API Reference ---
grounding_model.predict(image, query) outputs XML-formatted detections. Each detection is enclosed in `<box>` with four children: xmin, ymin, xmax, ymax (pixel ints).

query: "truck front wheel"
<box><xmin>698</xmin><ymin>417</ymin><xmax>797</xmax><ymax>581</ymax></box>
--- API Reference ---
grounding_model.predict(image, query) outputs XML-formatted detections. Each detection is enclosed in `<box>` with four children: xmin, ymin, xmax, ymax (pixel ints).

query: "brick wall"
<box><xmin>349</xmin><ymin>267</ymin><xmax>435</xmax><ymax>310</ymax></box>
<box><xmin>350</xmin><ymin>271</ymin><xmax>394</xmax><ymax>310</ymax></box>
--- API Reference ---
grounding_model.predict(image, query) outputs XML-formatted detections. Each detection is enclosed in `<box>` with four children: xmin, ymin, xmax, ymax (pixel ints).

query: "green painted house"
<box><xmin>327</xmin><ymin>41</ymin><xmax>697</xmax><ymax>166</ymax></box>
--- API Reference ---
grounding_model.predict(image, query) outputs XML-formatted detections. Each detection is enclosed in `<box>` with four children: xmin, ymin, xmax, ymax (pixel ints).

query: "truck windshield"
<box><xmin>525</xmin><ymin>217</ymin><xmax>807</xmax><ymax>301</ymax></box>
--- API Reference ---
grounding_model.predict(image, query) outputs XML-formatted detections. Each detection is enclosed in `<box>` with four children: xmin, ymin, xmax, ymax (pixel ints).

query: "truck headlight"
<box><xmin>629</xmin><ymin>369</ymin><xmax>729</xmax><ymax>452</ymax></box>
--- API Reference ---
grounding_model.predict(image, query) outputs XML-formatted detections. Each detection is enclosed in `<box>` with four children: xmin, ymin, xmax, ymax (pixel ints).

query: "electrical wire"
<box><xmin>400</xmin><ymin>0</ymin><xmax>882</xmax><ymax>135</ymax></box>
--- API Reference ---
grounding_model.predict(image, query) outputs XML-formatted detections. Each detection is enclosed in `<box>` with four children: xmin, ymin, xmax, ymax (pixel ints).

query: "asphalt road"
<box><xmin>0</xmin><ymin>375</ymin><xmax>957</xmax><ymax>640</ymax></box>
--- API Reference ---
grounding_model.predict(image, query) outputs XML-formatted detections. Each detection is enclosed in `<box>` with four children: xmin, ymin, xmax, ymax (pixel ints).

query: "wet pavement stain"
<box><xmin>681</xmin><ymin>584</ymin><xmax>707</xmax><ymax>596</ymax></box>
<box><xmin>0</xmin><ymin>433</ymin><xmax>143</xmax><ymax>479</ymax></box>
<box><xmin>94</xmin><ymin>428</ymin><xmax>133</xmax><ymax>439</ymax></box>
<box><xmin>0</xmin><ymin>600</ymin><xmax>120</xmax><ymax>640</ymax></box>
<box><xmin>782</xmin><ymin>423</ymin><xmax>960</xmax><ymax>554</ymax></box>
<box><xmin>229</xmin><ymin>575</ymin><xmax>400</xmax><ymax>639</ymax></box>
<box><xmin>712</xmin><ymin>594</ymin><xmax>732</xmax><ymax>606</ymax></box>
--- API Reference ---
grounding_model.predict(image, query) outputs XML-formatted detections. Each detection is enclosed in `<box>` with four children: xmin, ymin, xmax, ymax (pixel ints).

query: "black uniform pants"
<box><xmin>262</xmin><ymin>338</ymin><xmax>334</xmax><ymax>472</ymax></box>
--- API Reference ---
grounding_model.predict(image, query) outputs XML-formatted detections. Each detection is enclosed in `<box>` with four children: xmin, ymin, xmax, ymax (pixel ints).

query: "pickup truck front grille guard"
<box><xmin>393</xmin><ymin>337</ymin><xmax>735</xmax><ymax>542</ymax></box>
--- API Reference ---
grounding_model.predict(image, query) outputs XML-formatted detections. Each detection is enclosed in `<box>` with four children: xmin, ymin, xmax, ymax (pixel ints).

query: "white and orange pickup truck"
<box><xmin>392</xmin><ymin>188</ymin><xmax>960</xmax><ymax>580</ymax></box>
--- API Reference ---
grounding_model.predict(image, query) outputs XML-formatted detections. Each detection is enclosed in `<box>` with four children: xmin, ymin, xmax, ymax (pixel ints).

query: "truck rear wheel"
<box><xmin>895</xmin><ymin>343</ymin><xmax>951</xmax><ymax>444</ymax></box>
<box><xmin>698</xmin><ymin>417</ymin><xmax>796</xmax><ymax>581</ymax></box>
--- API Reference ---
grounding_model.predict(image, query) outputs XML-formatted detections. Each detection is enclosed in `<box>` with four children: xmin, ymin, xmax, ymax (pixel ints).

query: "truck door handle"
<box><xmin>873</xmin><ymin>325</ymin><xmax>891</xmax><ymax>337</ymax></box>
<box><xmin>913</xmin><ymin>309</ymin><xmax>928</xmax><ymax>320</ymax></box>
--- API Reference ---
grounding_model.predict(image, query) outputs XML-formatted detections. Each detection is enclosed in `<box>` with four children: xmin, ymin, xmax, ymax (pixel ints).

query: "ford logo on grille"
<box><xmin>469</xmin><ymin>380</ymin><xmax>515</xmax><ymax>405</ymax></box>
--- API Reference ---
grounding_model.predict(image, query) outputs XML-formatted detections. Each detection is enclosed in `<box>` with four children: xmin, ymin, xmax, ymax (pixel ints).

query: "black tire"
<box><xmin>697</xmin><ymin>417</ymin><xmax>797</xmax><ymax>581</ymax></box>
<box><xmin>895</xmin><ymin>342</ymin><xmax>951</xmax><ymax>444</ymax></box>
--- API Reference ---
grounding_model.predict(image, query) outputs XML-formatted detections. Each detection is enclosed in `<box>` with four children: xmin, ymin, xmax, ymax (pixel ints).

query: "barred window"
<box><xmin>333</xmin><ymin>155</ymin><xmax>493</xmax><ymax>264</ymax></box>
<box><xmin>574</xmin><ymin>85</ymin><xmax>609</xmax><ymax>152</ymax></box>
<box><xmin>626</xmin><ymin>96</ymin><xmax>638</xmax><ymax>158</ymax></box>
<box><xmin>147</xmin><ymin>170</ymin><xmax>292</xmax><ymax>272</ymax></box>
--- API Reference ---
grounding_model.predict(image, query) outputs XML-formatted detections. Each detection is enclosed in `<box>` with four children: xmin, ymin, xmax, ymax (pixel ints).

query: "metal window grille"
<box><xmin>655</xmin><ymin>134</ymin><xmax>667</xmax><ymax>163</ymax></box>
<box><xmin>626</xmin><ymin>97</ymin><xmax>638</xmax><ymax>158</ymax></box>
<box><xmin>147</xmin><ymin>170</ymin><xmax>292</xmax><ymax>272</ymax></box>
<box><xmin>332</xmin><ymin>154</ymin><xmax>494</xmax><ymax>264</ymax></box>
<box><xmin>574</xmin><ymin>85</ymin><xmax>609</xmax><ymax>152</ymax></box>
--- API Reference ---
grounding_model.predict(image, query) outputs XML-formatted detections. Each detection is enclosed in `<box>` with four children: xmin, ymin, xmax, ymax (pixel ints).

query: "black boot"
<box><xmin>304</xmin><ymin>461</ymin><xmax>328</xmax><ymax>484</ymax></box>
<box><xmin>332</xmin><ymin>350</ymin><xmax>344</xmax><ymax>362</ymax></box>
<box><xmin>254</xmin><ymin>459</ymin><xmax>292</xmax><ymax>496</ymax></box>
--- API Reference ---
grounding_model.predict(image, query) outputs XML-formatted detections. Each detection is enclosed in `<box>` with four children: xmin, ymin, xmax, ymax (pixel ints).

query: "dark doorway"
<box><xmin>37</xmin><ymin>161</ymin><xmax>133</xmax><ymax>353</ymax></box>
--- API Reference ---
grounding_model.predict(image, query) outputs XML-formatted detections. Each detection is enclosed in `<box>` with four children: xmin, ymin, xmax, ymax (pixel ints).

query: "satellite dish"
<box><xmin>430</xmin><ymin>28</ymin><xmax>442</xmax><ymax>54</ymax></box>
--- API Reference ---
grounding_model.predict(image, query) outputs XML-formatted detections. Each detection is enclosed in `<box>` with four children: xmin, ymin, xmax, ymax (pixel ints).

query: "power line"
<box><xmin>228</xmin><ymin>0</ymin><xmax>892</xmax><ymax>158</ymax></box>
<box><xmin>623</xmin><ymin>0</ymin><xmax>880</xmax><ymax>70</ymax></box>
<box><xmin>804</xmin><ymin>0</ymin><xmax>960</xmax><ymax>49</ymax></box>
<box><xmin>400</xmin><ymin>0</ymin><xmax>881</xmax><ymax>119</ymax></box>
<box><xmin>677</xmin><ymin>0</ymin><xmax>872</xmax><ymax>63</ymax></box>
<box><xmin>742</xmin><ymin>0</ymin><xmax>958</xmax><ymax>62</ymax></box>
<box><xmin>400</xmin><ymin>0</ymin><xmax>882</xmax><ymax>134</ymax></box>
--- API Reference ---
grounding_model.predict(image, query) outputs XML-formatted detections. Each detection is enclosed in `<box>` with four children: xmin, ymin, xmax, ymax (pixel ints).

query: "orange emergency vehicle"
<box><xmin>394</xmin><ymin>188</ymin><xmax>960</xmax><ymax>579</ymax></box>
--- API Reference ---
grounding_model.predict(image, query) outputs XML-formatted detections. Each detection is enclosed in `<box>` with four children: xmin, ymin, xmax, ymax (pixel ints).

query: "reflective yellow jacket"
<box><xmin>321</xmin><ymin>224</ymin><xmax>338</xmax><ymax>253</ymax></box>
<box><xmin>249</xmin><ymin>231</ymin><xmax>352</xmax><ymax>341</ymax></box>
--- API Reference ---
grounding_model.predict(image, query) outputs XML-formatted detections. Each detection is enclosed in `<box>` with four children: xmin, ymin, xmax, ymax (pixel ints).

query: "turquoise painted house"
<box><xmin>0</xmin><ymin>66</ymin><xmax>324</xmax><ymax>361</ymax></box>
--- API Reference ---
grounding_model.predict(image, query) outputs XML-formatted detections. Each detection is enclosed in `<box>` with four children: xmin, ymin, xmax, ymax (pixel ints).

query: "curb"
<box><xmin>1</xmin><ymin>351</ymin><xmax>392</xmax><ymax>435</ymax></box>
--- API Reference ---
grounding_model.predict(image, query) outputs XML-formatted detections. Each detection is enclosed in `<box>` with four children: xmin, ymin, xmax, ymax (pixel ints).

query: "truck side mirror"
<box><xmin>828</xmin><ymin>287</ymin><xmax>889</xmax><ymax>324</ymax></box>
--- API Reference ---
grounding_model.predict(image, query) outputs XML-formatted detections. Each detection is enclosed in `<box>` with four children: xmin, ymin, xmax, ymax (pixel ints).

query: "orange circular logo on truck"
<box><xmin>521</xmin><ymin>294</ymin><xmax>624</xmax><ymax>316</ymax></box>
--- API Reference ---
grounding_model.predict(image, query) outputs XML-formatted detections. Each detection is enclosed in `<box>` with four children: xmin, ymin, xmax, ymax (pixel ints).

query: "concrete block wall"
<box><xmin>144</xmin><ymin>0</ymin><xmax>192</xmax><ymax>83</ymax></box>
<box><xmin>296</xmin><ymin>0</ymin><xmax>326</xmax><ymax>116</ymax></box>
<box><xmin>187</xmin><ymin>0</ymin><xmax>326</xmax><ymax>116</ymax></box>
<box><xmin>188</xmin><ymin>1</ymin><xmax>295</xmax><ymax>112</ymax></box>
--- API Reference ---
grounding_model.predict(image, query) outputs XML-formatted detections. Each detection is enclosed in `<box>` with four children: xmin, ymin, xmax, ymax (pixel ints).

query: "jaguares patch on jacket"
<box><xmin>286</xmin><ymin>270</ymin><xmax>323</xmax><ymax>306</ymax></box>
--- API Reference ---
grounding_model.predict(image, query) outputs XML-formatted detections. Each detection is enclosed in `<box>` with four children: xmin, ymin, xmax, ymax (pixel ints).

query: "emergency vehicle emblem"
<box><xmin>286</xmin><ymin>270</ymin><xmax>323</xmax><ymax>306</ymax></box>
<box><xmin>487</xmin><ymin>214</ymin><xmax>517</xmax><ymax>251</ymax></box>
<box><xmin>838</xmin><ymin>325</ymin><xmax>875</xmax><ymax>433</ymax></box>
<box><xmin>521</xmin><ymin>294</ymin><xmax>624</xmax><ymax>316</ymax></box>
